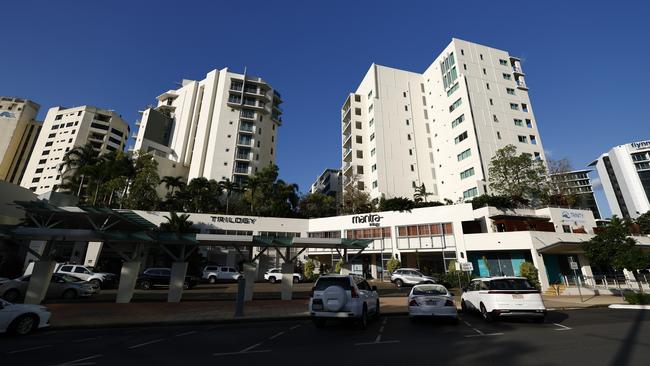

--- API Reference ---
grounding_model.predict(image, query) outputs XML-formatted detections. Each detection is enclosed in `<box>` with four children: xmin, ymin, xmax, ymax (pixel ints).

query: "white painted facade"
<box><xmin>20</xmin><ymin>106</ymin><xmax>129</xmax><ymax>194</ymax></box>
<box><xmin>589</xmin><ymin>140</ymin><xmax>650</xmax><ymax>218</ymax></box>
<box><xmin>342</xmin><ymin>38</ymin><xmax>547</xmax><ymax>203</ymax></box>
<box><xmin>133</xmin><ymin>68</ymin><xmax>283</xmax><ymax>186</ymax></box>
<box><xmin>0</xmin><ymin>97</ymin><xmax>41</xmax><ymax>185</ymax></box>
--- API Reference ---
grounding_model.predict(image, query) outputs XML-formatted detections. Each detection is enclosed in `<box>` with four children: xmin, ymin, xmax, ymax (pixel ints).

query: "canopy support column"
<box><xmin>24</xmin><ymin>241</ymin><xmax>55</xmax><ymax>305</ymax></box>
<box><xmin>116</xmin><ymin>243</ymin><xmax>145</xmax><ymax>304</ymax></box>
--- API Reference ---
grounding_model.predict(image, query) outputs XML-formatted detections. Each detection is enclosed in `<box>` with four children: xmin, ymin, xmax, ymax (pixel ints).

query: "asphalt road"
<box><xmin>2</xmin><ymin>308</ymin><xmax>649</xmax><ymax>366</ymax></box>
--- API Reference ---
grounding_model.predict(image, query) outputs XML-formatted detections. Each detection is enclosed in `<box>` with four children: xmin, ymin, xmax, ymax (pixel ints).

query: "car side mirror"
<box><xmin>371</xmin><ymin>286</ymin><xmax>378</xmax><ymax>292</ymax></box>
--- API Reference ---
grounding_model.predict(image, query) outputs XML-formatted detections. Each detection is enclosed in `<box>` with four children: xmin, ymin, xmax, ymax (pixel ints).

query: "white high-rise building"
<box><xmin>20</xmin><ymin>106</ymin><xmax>129</xmax><ymax>194</ymax></box>
<box><xmin>0</xmin><ymin>97</ymin><xmax>42</xmax><ymax>185</ymax></box>
<box><xmin>589</xmin><ymin>140</ymin><xmax>650</xmax><ymax>218</ymax></box>
<box><xmin>133</xmin><ymin>68</ymin><xmax>283</xmax><ymax>186</ymax></box>
<box><xmin>341</xmin><ymin>38</ymin><xmax>547</xmax><ymax>203</ymax></box>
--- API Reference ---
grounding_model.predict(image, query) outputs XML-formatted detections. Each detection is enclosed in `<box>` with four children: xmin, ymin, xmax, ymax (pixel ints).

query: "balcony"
<box><xmin>241</xmin><ymin>110</ymin><xmax>256</xmax><ymax>120</ymax></box>
<box><xmin>237</xmin><ymin>138</ymin><xmax>253</xmax><ymax>147</ymax></box>
<box><xmin>342</xmin><ymin>106</ymin><xmax>351</xmax><ymax>123</ymax></box>
<box><xmin>342</xmin><ymin>134</ymin><xmax>352</xmax><ymax>148</ymax></box>
<box><xmin>272</xmin><ymin>104</ymin><xmax>283</xmax><ymax>113</ymax></box>
<box><xmin>235</xmin><ymin>152</ymin><xmax>251</xmax><ymax>161</ymax></box>
<box><xmin>343</xmin><ymin>148</ymin><xmax>352</xmax><ymax>161</ymax></box>
<box><xmin>227</xmin><ymin>95</ymin><xmax>242</xmax><ymax>105</ymax></box>
<box><xmin>512</xmin><ymin>66</ymin><xmax>525</xmax><ymax>75</ymax></box>
<box><xmin>343</xmin><ymin>163</ymin><xmax>353</xmax><ymax>175</ymax></box>
<box><xmin>516</xmin><ymin>79</ymin><xmax>529</xmax><ymax>90</ymax></box>
<box><xmin>342</xmin><ymin>120</ymin><xmax>351</xmax><ymax>136</ymax></box>
<box><xmin>239</xmin><ymin>123</ymin><xmax>254</xmax><ymax>133</ymax></box>
<box><xmin>271</xmin><ymin>114</ymin><xmax>283</xmax><ymax>124</ymax></box>
<box><xmin>234</xmin><ymin>165</ymin><xmax>250</xmax><ymax>174</ymax></box>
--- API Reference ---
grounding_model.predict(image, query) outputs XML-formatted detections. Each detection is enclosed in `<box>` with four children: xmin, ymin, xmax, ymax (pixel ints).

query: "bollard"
<box><xmin>235</xmin><ymin>276</ymin><xmax>246</xmax><ymax>317</ymax></box>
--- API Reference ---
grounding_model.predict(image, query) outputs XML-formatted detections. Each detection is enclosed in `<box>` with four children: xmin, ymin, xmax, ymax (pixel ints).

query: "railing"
<box><xmin>513</xmin><ymin>66</ymin><xmax>524</xmax><ymax>74</ymax></box>
<box><xmin>234</xmin><ymin>167</ymin><xmax>249</xmax><ymax>174</ymax></box>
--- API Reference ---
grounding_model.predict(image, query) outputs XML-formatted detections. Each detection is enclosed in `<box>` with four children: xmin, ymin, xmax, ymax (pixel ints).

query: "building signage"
<box><xmin>631</xmin><ymin>140</ymin><xmax>650</xmax><ymax>150</ymax></box>
<box><xmin>351</xmin><ymin>213</ymin><xmax>383</xmax><ymax>225</ymax></box>
<box><xmin>561</xmin><ymin>210</ymin><xmax>584</xmax><ymax>221</ymax></box>
<box><xmin>460</xmin><ymin>262</ymin><xmax>474</xmax><ymax>272</ymax></box>
<box><xmin>210</xmin><ymin>216</ymin><xmax>257</xmax><ymax>225</ymax></box>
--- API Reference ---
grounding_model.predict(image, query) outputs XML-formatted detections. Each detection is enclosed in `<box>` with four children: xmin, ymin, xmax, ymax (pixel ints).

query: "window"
<box><xmin>482</xmin><ymin>68</ymin><xmax>486</xmax><ymax>75</ymax></box>
<box><xmin>449</xmin><ymin>98</ymin><xmax>462</xmax><ymax>112</ymax></box>
<box><xmin>562</xmin><ymin>225</ymin><xmax>572</xmax><ymax>233</ymax></box>
<box><xmin>45</xmin><ymin>141</ymin><xmax>53</xmax><ymax>147</ymax></box>
<box><xmin>422</xmin><ymin>96</ymin><xmax>427</xmax><ymax>106</ymax></box>
<box><xmin>526</xmin><ymin>119</ymin><xmax>533</xmax><ymax>128</ymax></box>
<box><xmin>355</xmin><ymin>95</ymin><xmax>361</xmax><ymax>102</ymax></box>
<box><xmin>42</xmin><ymin>150</ymin><xmax>50</xmax><ymax>155</ymax></box>
<box><xmin>522</xmin><ymin>103</ymin><xmax>529</xmax><ymax>112</ymax></box>
<box><xmin>454</xmin><ymin>131</ymin><xmax>468</xmax><ymax>144</ymax></box>
<box><xmin>410</xmin><ymin>165</ymin><xmax>415</xmax><ymax>172</ymax></box>
<box><xmin>486</xmin><ymin>83</ymin><xmax>490</xmax><ymax>90</ymax></box>
<box><xmin>457</xmin><ymin>148</ymin><xmax>471</xmax><ymax>161</ymax></box>
<box><xmin>356</xmin><ymin>136</ymin><xmax>362</xmax><ymax>143</ymax></box>
<box><xmin>518</xmin><ymin>135</ymin><xmax>528</xmax><ymax>143</ymax></box>
<box><xmin>407</xmin><ymin>134</ymin><xmax>411</xmax><ymax>141</ymax></box>
<box><xmin>357</xmin><ymin>181</ymin><xmax>364</xmax><ymax>190</ymax></box>
<box><xmin>55</xmin><ymin>114</ymin><xmax>62</xmax><ymax>120</ymax></box>
<box><xmin>480</xmin><ymin>54</ymin><xmax>484</xmax><ymax>60</ymax></box>
<box><xmin>356</xmin><ymin>150</ymin><xmax>363</xmax><ymax>158</ymax></box>
<box><xmin>368</xmin><ymin>104</ymin><xmax>373</xmax><ymax>113</ymax></box>
<box><xmin>372</xmin><ymin>181</ymin><xmax>378</xmax><ymax>188</ymax></box>
<box><xmin>461</xmin><ymin>49</ymin><xmax>464</xmax><ymax>55</ymax></box>
<box><xmin>502</xmin><ymin>73</ymin><xmax>512</xmax><ymax>80</ymax></box>
<box><xmin>447</xmin><ymin>82</ymin><xmax>459</xmax><ymax>97</ymax></box>
<box><xmin>497</xmin><ymin>131</ymin><xmax>502</xmax><ymax>139</ymax></box>
<box><xmin>370</xmin><ymin>133</ymin><xmax>375</xmax><ymax>141</ymax></box>
<box><xmin>404</xmin><ymin>105</ymin><xmax>408</xmax><ymax>111</ymax></box>
<box><xmin>355</xmin><ymin>121</ymin><xmax>362</xmax><ymax>129</ymax></box>
<box><xmin>460</xmin><ymin>167</ymin><xmax>475</xmax><ymax>180</ymax></box>
<box><xmin>357</xmin><ymin>166</ymin><xmax>364</xmax><ymax>175</ymax></box>
<box><xmin>534</xmin><ymin>152</ymin><xmax>541</xmax><ymax>160</ymax></box>
<box><xmin>510</xmin><ymin>103</ymin><xmax>519</xmax><ymax>110</ymax></box>
<box><xmin>506</xmin><ymin>88</ymin><xmax>515</xmax><ymax>95</ymax></box>
<box><xmin>369</xmin><ymin>118</ymin><xmax>374</xmax><ymax>127</ymax></box>
<box><xmin>403</xmin><ymin>92</ymin><xmax>407</xmax><ymax>98</ymax></box>
<box><xmin>371</xmin><ymin>148</ymin><xmax>376</xmax><ymax>156</ymax></box>
<box><xmin>463</xmin><ymin>64</ymin><xmax>467</xmax><ymax>70</ymax></box>
<box><xmin>463</xmin><ymin>187</ymin><xmax>479</xmax><ymax>199</ymax></box>
<box><xmin>423</xmin><ymin>109</ymin><xmax>428</xmax><ymax>119</ymax></box>
<box><xmin>371</xmin><ymin>164</ymin><xmax>377</xmax><ymax>172</ymax></box>
<box><xmin>514</xmin><ymin>118</ymin><xmax>523</xmax><ymax>126</ymax></box>
<box><xmin>493</xmin><ymin>114</ymin><xmax>498</xmax><ymax>122</ymax></box>
<box><xmin>499</xmin><ymin>59</ymin><xmax>508</xmax><ymax>66</ymax></box>
<box><xmin>409</xmin><ymin>149</ymin><xmax>413</xmax><ymax>155</ymax></box>
<box><xmin>35</xmin><ymin>168</ymin><xmax>43</xmax><ymax>174</ymax></box>
<box><xmin>406</xmin><ymin>119</ymin><xmax>410</xmax><ymax>126</ymax></box>
<box><xmin>38</xmin><ymin>159</ymin><xmax>46</xmax><ymax>164</ymax></box>
<box><xmin>451</xmin><ymin>114</ymin><xmax>465</xmax><ymax>128</ymax></box>
<box><xmin>355</xmin><ymin>108</ymin><xmax>361</xmax><ymax>116</ymax></box>
<box><xmin>48</xmin><ymin>133</ymin><xmax>56</xmax><ymax>138</ymax></box>
<box><xmin>368</xmin><ymin>90</ymin><xmax>373</xmax><ymax>99</ymax></box>
<box><xmin>530</xmin><ymin>135</ymin><xmax>537</xmax><ymax>145</ymax></box>
<box><xmin>489</xmin><ymin>98</ymin><xmax>493</xmax><ymax>106</ymax></box>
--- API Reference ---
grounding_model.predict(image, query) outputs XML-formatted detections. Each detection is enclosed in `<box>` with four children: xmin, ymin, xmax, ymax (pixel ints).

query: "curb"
<box><xmin>608</xmin><ymin>304</ymin><xmax>650</xmax><ymax>310</ymax></box>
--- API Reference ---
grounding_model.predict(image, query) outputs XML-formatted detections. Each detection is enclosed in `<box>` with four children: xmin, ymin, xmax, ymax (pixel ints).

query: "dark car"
<box><xmin>136</xmin><ymin>268</ymin><xmax>198</xmax><ymax>290</ymax></box>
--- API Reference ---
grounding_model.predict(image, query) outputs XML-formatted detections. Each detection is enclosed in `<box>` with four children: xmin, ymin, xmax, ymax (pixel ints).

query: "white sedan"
<box><xmin>0</xmin><ymin>299</ymin><xmax>51</xmax><ymax>335</ymax></box>
<box><xmin>408</xmin><ymin>284</ymin><xmax>458</xmax><ymax>323</ymax></box>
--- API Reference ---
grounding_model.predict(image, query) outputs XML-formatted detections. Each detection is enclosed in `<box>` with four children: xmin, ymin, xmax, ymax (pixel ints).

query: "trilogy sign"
<box><xmin>631</xmin><ymin>140</ymin><xmax>650</xmax><ymax>150</ymax></box>
<box><xmin>351</xmin><ymin>214</ymin><xmax>383</xmax><ymax>225</ymax></box>
<box><xmin>210</xmin><ymin>216</ymin><xmax>257</xmax><ymax>225</ymax></box>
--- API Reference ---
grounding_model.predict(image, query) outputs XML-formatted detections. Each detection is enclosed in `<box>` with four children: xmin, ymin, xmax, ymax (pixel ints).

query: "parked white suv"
<box><xmin>202</xmin><ymin>266</ymin><xmax>242</xmax><ymax>283</ymax></box>
<box><xmin>390</xmin><ymin>268</ymin><xmax>437</xmax><ymax>287</ymax></box>
<box><xmin>55</xmin><ymin>264</ymin><xmax>116</xmax><ymax>288</ymax></box>
<box><xmin>461</xmin><ymin>277</ymin><xmax>546</xmax><ymax>322</ymax></box>
<box><xmin>264</xmin><ymin>268</ymin><xmax>302</xmax><ymax>283</ymax></box>
<box><xmin>309</xmin><ymin>275</ymin><xmax>379</xmax><ymax>329</ymax></box>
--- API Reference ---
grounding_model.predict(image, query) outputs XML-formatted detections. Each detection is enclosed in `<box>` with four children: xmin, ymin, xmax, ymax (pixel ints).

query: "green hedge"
<box><xmin>624</xmin><ymin>292</ymin><xmax>650</xmax><ymax>305</ymax></box>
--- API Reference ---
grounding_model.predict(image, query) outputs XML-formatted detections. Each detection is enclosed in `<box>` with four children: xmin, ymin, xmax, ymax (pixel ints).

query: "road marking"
<box><xmin>241</xmin><ymin>342</ymin><xmax>263</xmax><ymax>352</ymax></box>
<box><xmin>175</xmin><ymin>331</ymin><xmax>197</xmax><ymax>337</ymax></box>
<box><xmin>73</xmin><ymin>337</ymin><xmax>98</xmax><ymax>343</ymax></box>
<box><xmin>128</xmin><ymin>338</ymin><xmax>164</xmax><ymax>349</ymax></box>
<box><xmin>553</xmin><ymin>323</ymin><xmax>572</xmax><ymax>331</ymax></box>
<box><xmin>7</xmin><ymin>344</ymin><xmax>52</xmax><ymax>354</ymax></box>
<box><xmin>289</xmin><ymin>324</ymin><xmax>301</xmax><ymax>330</ymax></box>
<box><xmin>354</xmin><ymin>316</ymin><xmax>399</xmax><ymax>346</ymax></box>
<box><xmin>55</xmin><ymin>354</ymin><xmax>102</xmax><ymax>366</ymax></box>
<box><xmin>465</xmin><ymin>333</ymin><xmax>504</xmax><ymax>338</ymax></box>
<box><xmin>268</xmin><ymin>331</ymin><xmax>285</xmax><ymax>340</ymax></box>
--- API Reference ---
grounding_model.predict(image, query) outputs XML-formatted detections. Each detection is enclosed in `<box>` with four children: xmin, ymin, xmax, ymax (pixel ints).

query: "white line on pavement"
<box><xmin>289</xmin><ymin>324</ymin><xmax>301</xmax><ymax>330</ymax></box>
<box><xmin>241</xmin><ymin>342</ymin><xmax>263</xmax><ymax>353</ymax></box>
<box><xmin>128</xmin><ymin>338</ymin><xmax>164</xmax><ymax>349</ymax></box>
<box><xmin>553</xmin><ymin>323</ymin><xmax>572</xmax><ymax>331</ymax></box>
<box><xmin>175</xmin><ymin>331</ymin><xmax>197</xmax><ymax>337</ymax></box>
<box><xmin>55</xmin><ymin>354</ymin><xmax>103</xmax><ymax>366</ymax></box>
<box><xmin>7</xmin><ymin>344</ymin><xmax>52</xmax><ymax>354</ymax></box>
<box><xmin>268</xmin><ymin>331</ymin><xmax>285</xmax><ymax>340</ymax></box>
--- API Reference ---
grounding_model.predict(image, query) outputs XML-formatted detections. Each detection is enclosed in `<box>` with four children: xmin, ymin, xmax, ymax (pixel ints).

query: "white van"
<box><xmin>460</xmin><ymin>277</ymin><xmax>546</xmax><ymax>322</ymax></box>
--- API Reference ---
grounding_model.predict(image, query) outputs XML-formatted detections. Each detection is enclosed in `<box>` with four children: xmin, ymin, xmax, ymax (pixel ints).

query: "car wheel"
<box><xmin>269</xmin><ymin>277</ymin><xmax>276</xmax><ymax>284</ymax></box>
<box><xmin>360</xmin><ymin>306</ymin><xmax>368</xmax><ymax>330</ymax></box>
<box><xmin>9</xmin><ymin>314</ymin><xmax>38</xmax><ymax>335</ymax></box>
<box><xmin>312</xmin><ymin>318</ymin><xmax>326</xmax><ymax>328</ymax></box>
<box><xmin>89</xmin><ymin>279</ymin><xmax>102</xmax><ymax>288</ymax></box>
<box><xmin>62</xmin><ymin>289</ymin><xmax>77</xmax><ymax>300</ymax></box>
<box><xmin>208</xmin><ymin>276</ymin><xmax>217</xmax><ymax>284</ymax></box>
<box><xmin>395</xmin><ymin>279</ymin><xmax>403</xmax><ymax>288</ymax></box>
<box><xmin>293</xmin><ymin>276</ymin><xmax>299</xmax><ymax>284</ymax></box>
<box><xmin>480</xmin><ymin>303</ymin><xmax>494</xmax><ymax>322</ymax></box>
<box><xmin>140</xmin><ymin>280</ymin><xmax>152</xmax><ymax>290</ymax></box>
<box><xmin>3</xmin><ymin>288</ymin><xmax>20</xmax><ymax>302</ymax></box>
<box><xmin>461</xmin><ymin>300</ymin><xmax>468</xmax><ymax>313</ymax></box>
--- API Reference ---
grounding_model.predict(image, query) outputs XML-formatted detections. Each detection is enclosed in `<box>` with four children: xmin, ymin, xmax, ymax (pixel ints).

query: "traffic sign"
<box><xmin>570</xmin><ymin>262</ymin><xmax>579</xmax><ymax>270</ymax></box>
<box><xmin>460</xmin><ymin>262</ymin><xmax>474</xmax><ymax>272</ymax></box>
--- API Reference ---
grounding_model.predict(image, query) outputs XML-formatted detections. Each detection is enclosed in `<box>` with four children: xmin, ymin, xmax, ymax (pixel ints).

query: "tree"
<box><xmin>59</xmin><ymin>143</ymin><xmax>100</xmax><ymax>196</ymax></box>
<box><xmin>637</xmin><ymin>211</ymin><xmax>650</xmax><ymax>235</ymax></box>
<box><xmin>298</xmin><ymin>193</ymin><xmax>338</xmax><ymax>218</ymax></box>
<box><xmin>160</xmin><ymin>211</ymin><xmax>195</xmax><ymax>235</ymax></box>
<box><xmin>488</xmin><ymin>144</ymin><xmax>548</xmax><ymax>205</ymax></box>
<box><xmin>340</xmin><ymin>174</ymin><xmax>373</xmax><ymax>214</ymax></box>
<box><xmin>413</xmin><ymin>183</ymin><xmax>432</xmax><ymax>203</ymax></box>
<box><xmin>185</xmin><ymin>177</ymin><xmax>219</xmax><ymax>213</ymax></box>
<box><xmin>520</xmin><ymin>262</ymin><xmax>541</xmax><ymax>290</ymax></box>
<box><xmin>378</xmin><ymin>197</ymin><xmax>416</xmax><ymax>212</ymax></box>
<box><xmin>242</xmin><ymin>175</ymin><xmax>262</xmax><ymax>215</ymax></box>
<box><xmin>303</xmin><ymin>259</ymin><xmax>316</xmax><ymax>281</ymax></box>
<box><xmin>386</xmin><ymin>257</ymin><xmax>401</xmax><ymax>274</ymax></box>
<box><xmin>470</xmin><ymin>194</ymin><xmax>516</xmax><ymax>210</ymax></box>
<box><xmin>545</xmin><ymin>158</ymin><xmax>580</xmax><ymax>208</ymax></box>
<box><xmin>219</xmin><ymin>179</ymin><xmax>240</xmax><ymax>215</ymax></box>
<box><xmin>582</xmin><ymin>216</ymin><xmax>650</xmax><ymax>291</ymax></box>
<box><xmin>123</xmin><ymin>154</ymin><xmax>160</xmax><ymax>210</ymax></box>
<box><xmin>160</xmin><ymin>176</ymin><xmax>186</xmax><ymax>199</ymax></box>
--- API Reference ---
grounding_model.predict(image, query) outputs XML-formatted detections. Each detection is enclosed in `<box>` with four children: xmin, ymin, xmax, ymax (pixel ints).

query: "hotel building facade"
<box><xmin>341</xmin><ymin>38</ymin><xmax>546</xmax><ymax>203</ymax></box>
<box><xmin>589</xmin><ymin>140</ymin><xmax>650</xmax><ymax>219</ymax></box>
<box><xmin>132</xmin><ymin>68</ymin><xmax>283</xmax><ymax>187</ymax></box>
<box><xmin>0</xmin><ymin>97</ymin><xmax>42</xmax><ymax>185</ymax></box>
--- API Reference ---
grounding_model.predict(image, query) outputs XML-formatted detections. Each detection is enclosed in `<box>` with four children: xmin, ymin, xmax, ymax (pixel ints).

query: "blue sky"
<box><xmin>2</xmin><ymin>1</ymin><xmax>649</xmax><ymax>217</ymax></box>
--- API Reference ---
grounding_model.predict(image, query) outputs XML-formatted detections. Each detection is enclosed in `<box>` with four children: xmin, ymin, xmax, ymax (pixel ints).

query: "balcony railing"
<box><xmin>234</xmin><ymin>167</ymin><xmax>249</xmax><ymax>174</ymax></box>
<box><xmin>513</xmin><ymin>66</ymin><xmax>524</xmax><ymax>74</ymax></box>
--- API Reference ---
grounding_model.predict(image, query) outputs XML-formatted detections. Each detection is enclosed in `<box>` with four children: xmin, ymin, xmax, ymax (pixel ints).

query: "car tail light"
<box><xmin>351</xmin><ymin>287</ymin><xmax>359</xmax><ymax>298</ymax></box>
<box><xmin>309</xmin><ymin>287</ymin><xmax>315</xmax><ymax>298</ymax></box>
<box><xmin>445</xmin><ymin>300</ymin><xmax>455</xmax><ymax>307</ymax></box>
<box><xmin>409</xmin><ymin>299</ymin><xmax>418</xmax><ymax>306</ymax></box>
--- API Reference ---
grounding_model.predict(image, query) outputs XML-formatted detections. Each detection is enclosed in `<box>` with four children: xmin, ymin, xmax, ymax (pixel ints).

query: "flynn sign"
<box><xmin>352</xmin><ymin>214</ymin><xmax>383</xmax><ymax>227</ymax></box>
<box><xmin>631</xmin><ymin>140</ymin><xmax>650</xmax><ymax>150</ymax></box>
<box><xmin>210</xmin><ymin>216</ymin><xmax>257</xmax><ymax>225</ymax></box>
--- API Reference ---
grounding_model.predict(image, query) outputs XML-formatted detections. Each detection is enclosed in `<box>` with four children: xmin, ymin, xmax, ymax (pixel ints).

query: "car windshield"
<box><xmin>315</xmin><ymin>277</ymin><xmax>352</xmax><ymax>291</ymax></box>
<box><xmin>412</xmin><ymin>285</ymin><xmax>447</xmax><ymax>296</ymax></box>
<box><xmin>489</xmin><ymin>279</ymin><xmax>535</xmax><ymax>291</ymax></box>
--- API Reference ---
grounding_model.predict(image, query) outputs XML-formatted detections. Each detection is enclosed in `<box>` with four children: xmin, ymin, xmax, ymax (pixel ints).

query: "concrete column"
<box><xmin>24</xmin><ymin>261</ymin><xmax>56</xmax><ymax>304</ymax></box>
<box><xmin>243</xmin><ymin>262</ymin><xmax>256</xmax><ymax>301</ymax></box>
<box><xmin>370</xmin><ymin>255</ymin><xmax>378</xmax><ymax>280</ymax></box>
<box><xmin>530</xmin><ymin>250</ymin><xmax>550</xmax><ymax>291</ymax></box>
<box><xmin>577</xmin><ymin>254</ymin><xmax>594</xmax><ymax>285</ymax></box>
<box><xmin>340</xmin><ymin>263</ymin><xmax>352</xmax><ymax>276</ymax></box>
<box><xmin>168</xmin><ymin>262</ymin><xmax>189</xmax><ymax>303</ymax></box>
<box><xmin>623</xmin><ymin>269</ymin><xmax>637</xmax><ymax>283</ymax></box>
<box><xmin>84</xmin><ymin>241</ymin><xmax>103</xmax><ymax>267</ymax></box>
<box><xmin>116</xmin><ymin>261</ymin><xmax>141</xmax><ymax>304</ymax></box>
<box><xmin>281</xmin><ymin>262</ymin><xmax>294</xmax><ymax>301</ymax></box>
<box><xmin>70</xmin><ymin>241</ymin><xmax>87</xmax><ymax>264</ymax></box>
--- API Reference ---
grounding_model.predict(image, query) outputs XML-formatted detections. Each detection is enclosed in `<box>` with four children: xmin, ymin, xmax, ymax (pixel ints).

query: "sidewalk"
<box><xmin>46</xmin><ymin>295</ymin><xmax>625</xmax><ymax>329</ymax></box>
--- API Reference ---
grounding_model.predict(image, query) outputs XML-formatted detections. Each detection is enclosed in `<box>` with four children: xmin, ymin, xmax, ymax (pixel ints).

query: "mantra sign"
<box><xmin>351</xmin><ymin>214</ymin><xmax>383</xmax><ymax>225</ymax></box>
<box><xmin>210</xmin><ymin>216</ymin><xmax>257</xmax><ymax>224</ymax></box>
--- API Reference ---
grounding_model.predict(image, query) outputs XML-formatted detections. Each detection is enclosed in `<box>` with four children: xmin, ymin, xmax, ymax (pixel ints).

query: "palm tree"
<box><xmin>243</xmin><ymin>175</ymin><xmax>262</xmax><ymax>215</ymax></box>
<box><xmin>219</xmin><ymin>178</ymin><xmax>240</xmax><ymax>215</ymax></box>
<box><xmin>413</xmin><ymin>183</ymin><xmax>432</xmax><ymax>203</ymax></box>
<box><xmin>160</xmin><ymin>176</ymin><xmax>186</xmax><ymax>198</ymax></box>
<box><xmin>160</xmin><ymin>211</ymin><xmax>194</xmax><ymax>235</ymax></box>
<box><xmin>60</xmin><ymin>143</ymin><xmax>100</xmax><ymax>196</ymax></box>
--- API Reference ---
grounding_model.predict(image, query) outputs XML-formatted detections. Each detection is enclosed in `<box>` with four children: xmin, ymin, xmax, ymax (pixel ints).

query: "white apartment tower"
<box><xmin>20</xmin><ymin>106</ymin><xmax>129</xmax><ymax>194</ymax></box>
<box><xmin>342</xmin><ymin>38</ymin><xmax>547</xmax><ymax>202</ymax></box>
<box><xmin>133</xmin><ymin>68</ymin><xmax>283</xmax><ymax>185</ymax></box>
<box><xmin>0</xmin><ymin>97</ymin><xmax>42</xmax><ymax>185</ymax></box>
<box><xmin>589</xmin><ymin>140</ymin><xmax>650</xmax><ymax>218</ymax></box>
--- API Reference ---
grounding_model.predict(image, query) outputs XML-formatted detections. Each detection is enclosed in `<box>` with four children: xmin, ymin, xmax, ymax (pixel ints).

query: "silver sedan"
<box><xmin>408</xmin><ymin>284</ymin><xmax>458</xmax><ymax>323</ymax></box>
<box><xmin>0</xmin><ymin>274</ymin><xmax>97</xmax><ymax>302</ymax></box>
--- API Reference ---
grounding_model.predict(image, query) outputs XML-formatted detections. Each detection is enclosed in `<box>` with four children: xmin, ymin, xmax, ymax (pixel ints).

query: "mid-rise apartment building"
<box><xmin>341</xmin><ymin>38</ymin><xmax>546</xmax><ymax>203</ymax></box>
<box><xmin>549</xmin><ymin>169</ymin><xmax>601</xmax><ymax>219</ymax></box>
<box><xmin>310</xmin><ymin>168</ymin><xmax>342</xmax><ymax>197</ymax></box>
<box><xmin>0</xmin><ymin>97</ymin><xmax>42</xmax><ymax>185</ymax></box>
<box><xmin>133</xmin><ymin>68</ymin><xmax>283</xmax><ymax>186</ymax></box>
<box><xmin>589</xmin><ymin>140</ymin><xmax>650</xmax><ymax>218</ymax></box>
<box><xmin>20</xmin><ymin>106</ymin><xmax>129</xmax><ymax>194</ymax></box>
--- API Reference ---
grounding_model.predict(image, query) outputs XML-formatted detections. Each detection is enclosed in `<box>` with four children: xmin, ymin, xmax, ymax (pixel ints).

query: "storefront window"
<box><xmin>396</xmin><ymin>222</ymin><xmax>454</xmax><ymax>237</ymax></box>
